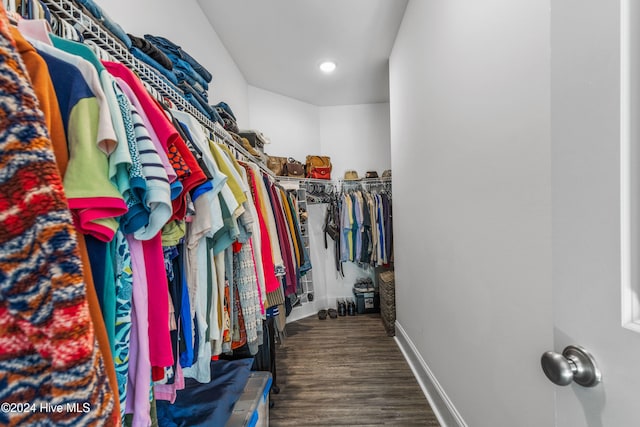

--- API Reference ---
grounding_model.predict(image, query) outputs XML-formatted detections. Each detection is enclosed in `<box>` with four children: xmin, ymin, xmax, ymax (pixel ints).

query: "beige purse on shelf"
<box><xmin>266</xmin><ymin>156</ymin><xmax>288</xmax><ymax>176</ymax></box>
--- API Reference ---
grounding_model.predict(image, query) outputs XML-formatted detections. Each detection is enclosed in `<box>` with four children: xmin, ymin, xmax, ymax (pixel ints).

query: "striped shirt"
<box><xmin>116</xmin><ymin>78</ymin><xmax>172</xmax><ymax>241</ymax></box>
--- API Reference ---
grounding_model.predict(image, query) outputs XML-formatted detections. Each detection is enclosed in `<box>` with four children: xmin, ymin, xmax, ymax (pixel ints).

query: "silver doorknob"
<box><xmin>541</xmin><ymin>345</ymin><xmax>601</xmax><ymax>387</ymax></box>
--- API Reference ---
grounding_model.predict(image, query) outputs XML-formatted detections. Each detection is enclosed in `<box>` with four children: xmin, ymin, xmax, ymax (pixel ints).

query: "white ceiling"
<box><xmin>197</xmin><ymin>0</ymin><xmax>409</xmax><ymax>106</ymax></box>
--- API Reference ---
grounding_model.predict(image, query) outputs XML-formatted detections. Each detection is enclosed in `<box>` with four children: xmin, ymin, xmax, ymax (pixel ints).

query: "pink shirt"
<box><xmin>125</xmin><ymin>236</ymin><xmax>152</xmax><ymax>427</ymax></box>
<box><xmin>154</xmin><ymin>359</ymin><xmax>185</xmax><ymax>404</ymax></box>
<box><xmin>142</xmin><ymin>233</ymin><xmax>174</xmax><ymax>368</ymax></box>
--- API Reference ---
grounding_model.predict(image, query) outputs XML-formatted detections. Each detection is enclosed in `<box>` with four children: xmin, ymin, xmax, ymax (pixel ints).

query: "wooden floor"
<box><xmin>269</xmin><ymin>313</ymin><xmax>440</xmax><ymax>426</ymax></box>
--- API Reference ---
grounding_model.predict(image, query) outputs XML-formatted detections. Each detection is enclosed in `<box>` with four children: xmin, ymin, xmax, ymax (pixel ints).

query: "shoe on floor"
<box><xmin>318</xmin><ymin>309</ymin><xmax>328</xmax><ymax>320</ymax></box>
<box><xmin>337</xmin><ymin>299</ymin><xmax>347</xmax><ymax>316</ymax></box>
<box><xmin>347</xmin><ymin>300</ymin><xmax>356</xmax><ymax>316</ymax></box>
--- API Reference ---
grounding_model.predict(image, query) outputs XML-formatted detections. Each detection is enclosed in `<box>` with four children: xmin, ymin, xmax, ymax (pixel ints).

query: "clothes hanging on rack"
<box><xmin>2</xmin><ymin>3</ymin><xmax>305</xmax><ymax>426</ymax></box>
<box><xmin>8</xmin><ymin>23</ymin><xmax>124</xmax><ymax>422</ymax></box>
<box><xmin>334</xmin><ymin>180</ymin><xmax>393</xmax><ymax>268</ymax></box>
<box><xmin>0</xmin><ymin>8</ymin><xmax>118</xmax><ymax>425</ymax></box>
<box><xmin>23</xmin><ymin>33</ymin><xmax>128</xmax><ymax>242</ymax></box>
<box><xmin>30</xmin><ymin>0</ymin><xmax>267</xmax><ymax>172</ymax></box>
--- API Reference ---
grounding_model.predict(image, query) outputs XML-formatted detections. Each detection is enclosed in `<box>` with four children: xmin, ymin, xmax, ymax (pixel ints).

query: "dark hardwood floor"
<box><xmin>269</xmin><ymin>313</ymin><xmax>440</xmax><ymax>426</ymax></box>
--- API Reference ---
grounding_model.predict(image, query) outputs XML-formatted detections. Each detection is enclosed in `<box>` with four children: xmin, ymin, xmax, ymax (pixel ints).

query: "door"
<box><xmin>550</xmin><ymin>0</ymin><xmax>640</xmax><ymax>425</ymax></box>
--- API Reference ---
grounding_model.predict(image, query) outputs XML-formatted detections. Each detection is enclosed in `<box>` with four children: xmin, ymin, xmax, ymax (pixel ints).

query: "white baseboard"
<box><xmin>394</xmin><ymin>321</ymin><xmax>468</xmax><ymax>427</ymax></box>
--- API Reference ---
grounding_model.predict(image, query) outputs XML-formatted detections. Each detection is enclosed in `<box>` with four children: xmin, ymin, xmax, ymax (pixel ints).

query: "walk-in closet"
<box><xmin>0</xmin><ymin>0</ymin><xmax>426</xmax><ymax>425</ymax></box>
<box><xmin>2</xmin><ymin>0</ymin><xmax>636</xmax><ymax>426</ymax></box>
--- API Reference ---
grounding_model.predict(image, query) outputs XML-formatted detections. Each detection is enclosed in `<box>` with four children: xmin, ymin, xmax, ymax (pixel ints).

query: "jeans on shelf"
<box><xmin>183</xmin><ymin>93</ymin><xmax>213</xmax><ymax>122</ymax></box>
<box><xmin>212</xmin><ymin>102</ymin><xmax>236</xmax><ymax>121</ymax></box>
<box><xmin>180</xmin><ymin>50</ymin><xmax>212</xmax><ymax>84</ymax></box>
<box><xmin>180</xmin><ymin>73</ymin><xmax>207</xmax><ymax>99</ymax></box>
<box><xmin>174</xmin><ymin>70</ymin><xmax>208</xmax><ymax>100</ymax></box>
<box><xmin>128</xmin><ymin>33</ymin><xmax>173</xmax><ymax>70</ymax></box>
<box><xmin>167</xmin><ymin>53</ymin><xmax>209</xmax><ymax>92</ymax></box>
<box><xmin>73</xmin><ymin>0</ymin><xmax>132</xmax><ymax>48</ymax></box>
<box><xmin>131</xmin><ymin>47</ymin><xmax>179</xmax><ymax>86</ymax></box>
<box><xmin>144</xmin><ymin>34</ymin><xmax>213</xmax><ymax>83</ymax></box>
<box><xmin>180</xmin><ymin>82</ymin><xmax>221</xmax><ymax>124</ymax></box>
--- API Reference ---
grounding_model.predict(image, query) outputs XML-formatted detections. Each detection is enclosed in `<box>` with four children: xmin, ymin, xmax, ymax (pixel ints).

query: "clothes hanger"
<box><xmin>59</xmin><ymin>19</ymin><xmax>72</xmax><ymax>40</ymax></box>
<box><xmin>85</xmin><ymin>40</ymin><xmax>112</xmax><ymax>61</ymax></box>
<box><xmin>140</xmin><ymin>81</ymin><xmax>173</xmax><ymax>111</ymax></box>
<box><xmin>69</xmin><ymin>21</ymin><xmax>82</xmax><ymax>41</ymax></box>
<box><xmin>142</xmin><ymin>81</ymin><xmax>159</xmax><ymax>101</ymax></box>
<box><xmin>63</xmin><ymin>20</ymin><xmax>77</xmax><ymax>41</ymax></box>
<box><xmin>32</xmin><ymin>0</ymin><xmax>44</xmax><ymax>20</ymax></box>
<box><xmin>52</xmin><ymin>16</ymin><xmax>65</xmax><ymax>37</ymax></box>
<box><xmin>155</xmin><ymin>93</ymin><xmax>174</xmax><ymax>110</ymax></box>
<box><xmin>48</xmin><ymin>13</ymin><xmax>59</xmax><ymax>35</ymax></box>
<box><xmin>96</xmin><ymin>41</ymin><xmax>108</xmax><ymax>60</ymax></box>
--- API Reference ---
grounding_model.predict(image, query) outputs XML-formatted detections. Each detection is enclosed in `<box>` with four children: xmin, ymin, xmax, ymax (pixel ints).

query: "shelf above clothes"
<box><xmin>39</xmin><ymin>0</ymin><xmax>273</xmax><ymax>177</ymax></box>
<box><xmin>275</xmin><ymin>176</ymin><xmax>392</xmax><ymax>205</ymax></box>
<box><xmin>338</xmin><ymin>177</ymin><xmax>392</xmax><ymax>193</ymax></box>
<box><xmin>338</xmin><ymin>176</ymin><xmax>392</xmax><ymax>185</ymax></box>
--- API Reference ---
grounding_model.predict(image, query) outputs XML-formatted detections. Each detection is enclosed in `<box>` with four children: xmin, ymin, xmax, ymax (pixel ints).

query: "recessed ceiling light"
<box><xmin>319</xmin><ymin>61</ymin><xmax>337</xmax><ymax>73</ymax></box>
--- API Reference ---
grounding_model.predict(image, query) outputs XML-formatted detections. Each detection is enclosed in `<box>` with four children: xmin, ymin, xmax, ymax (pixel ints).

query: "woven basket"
<box><xmin>379</xmin><ymin>271</ymin><xmax>396</xmax><ymax>336</ymax></box>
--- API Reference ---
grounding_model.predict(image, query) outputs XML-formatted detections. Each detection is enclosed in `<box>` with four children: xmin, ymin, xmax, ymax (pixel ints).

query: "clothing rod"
<box><xmin>276</xmin><ymin>176</ymin><xmax>392</xmax><ymax>188</ymax></box>
<box><xmin>338</xmin><ymin>177</ymin><xmax>392</xmax><ymax>183</ymax></box>
<box><xmin>39</xmin><ymin>0</ymin><xmax>273</xmax><ymax>177</ymax></box>
<box><xmin>276</xmin><ymin>176</ymin><xmax>337</xmax><ymax>185</ymax></box>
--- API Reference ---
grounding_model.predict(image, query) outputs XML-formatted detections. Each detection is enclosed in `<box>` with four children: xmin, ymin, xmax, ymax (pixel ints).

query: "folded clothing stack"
<box><xmin>144</xmin><ymin>34</ymin><xmax>212</xmax><ymax>84</ymax></box>
<box><xmin>143</xmin><ymin>34</ymin><xmax>217</xmax><ymax>122</ymax></box>
<box><xmin>128</xmin><ymin>33</ymin><xmax>173</xmax><ymax>71</ymax></box>
<box><xmin>353</xmin><ymin>277</ymin><xmax>375</xmax><ymax>293</ymax></box>
<box><xmin>72</xmin><ymin>0</ymin><xmax>131</xmax><ymax>48</ymax></box>
<box><xmin>214</xmin><ymin>102</ymin><xmax>239</xmax><ymax>133</ymax></box>
<box><xmin>123</xmin><ymin>31</ymin><xmax>220</xmax><ymax>124</ymax></box>
<box><xmin>72</xmin><ymin>1</ymin><xmax>221</xmax><ymax>124</ymax></box>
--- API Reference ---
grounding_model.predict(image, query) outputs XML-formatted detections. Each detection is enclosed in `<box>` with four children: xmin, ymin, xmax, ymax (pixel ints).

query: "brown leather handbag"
<box><xmin>284</xmin><ymin>158</ymin><xmax>305</xmax><ymax>177</ymax></box>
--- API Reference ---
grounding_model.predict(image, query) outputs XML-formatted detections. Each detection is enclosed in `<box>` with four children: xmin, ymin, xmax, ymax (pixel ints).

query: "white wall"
<box><xmin>248</xmin><ymin>87</ymin><xmax>391</xmax><ymax>180</ymax></box>
<box><xmin>319</xmin><ymin>103</ymin><xmax>391</xmax><ymax>180</ymax></box>
<box><xmin>390</xmin><ymin>1</ymin><xmax>553</xmax><ymax>426</ymax></box>
<box><xmin>98</xmin><ymin>0</ymin><xmax>250</xmax><ymax>127</ymax></box>
<box><xmin>248</xmin><ymin>85</ymin><xmax>321</xmax><ymax>159</ymax></box>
